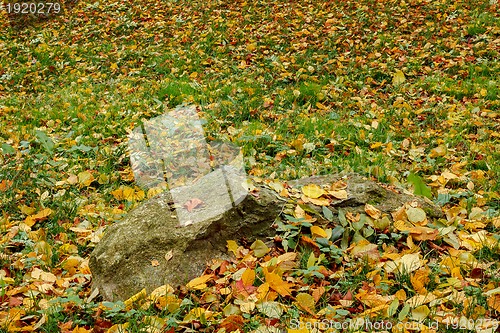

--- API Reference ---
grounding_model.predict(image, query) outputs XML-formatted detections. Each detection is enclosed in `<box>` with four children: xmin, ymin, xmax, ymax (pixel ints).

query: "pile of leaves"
<box><xmin>1</xmin><ymin>0</ymin><xmax>500</xmax><ymax>331</ymax></box>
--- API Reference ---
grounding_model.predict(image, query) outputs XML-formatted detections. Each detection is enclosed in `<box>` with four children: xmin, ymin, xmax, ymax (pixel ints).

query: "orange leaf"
<box><xmin>0</xmin><ymin>179</ymin><xmax>13</xmax><ymax>192</ymax></box>
<box><xmin>72</xmin><ymin>326</ymin><xmax>91</xmax><ymax>333</ymax></box>
<box><xmin>25</xmin><ymin>208</ymin><xmax>52</xmax><ymax>227</ymax></box>
<box><xmin>488</xmin><ymin>294</ymin><xmax>500</xmax><ymax>312</ymax></box>
<box><xmin>365</xmin><ymin>204</ymin><xmax>381</xmax><ymax>219</ymax></box>
<box><xmin>409</xmin><ymin>226</ymin><xmax>438</xmax><ymax>241</ymax></box>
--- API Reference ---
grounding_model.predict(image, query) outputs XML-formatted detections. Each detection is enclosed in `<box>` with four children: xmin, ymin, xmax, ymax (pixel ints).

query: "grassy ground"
<box><xmin>1</xmin><ymin>0</ymin><xmax>500</xmax><ymax>332</ymax></box>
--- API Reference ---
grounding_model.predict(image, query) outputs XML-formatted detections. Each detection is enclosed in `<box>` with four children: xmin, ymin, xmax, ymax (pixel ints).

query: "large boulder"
<box><xmin>90</xmin><ymin>172</ymin><xmax>443</xmax><ymax>301</ymax></box>
<box><xmin>89</xmin><ymin>170</ymin><xmax>284</xmax><ymax>301</ymax></box>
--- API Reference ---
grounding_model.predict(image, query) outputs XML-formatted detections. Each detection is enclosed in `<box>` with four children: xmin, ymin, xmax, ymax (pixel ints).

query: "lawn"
<box><xmin>1</xmin><ymin>0</ymin><xmax>500</xmax><ymax>331</ymax></box>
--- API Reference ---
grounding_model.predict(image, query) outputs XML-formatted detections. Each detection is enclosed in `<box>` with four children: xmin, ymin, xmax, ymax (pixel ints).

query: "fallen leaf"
<box><xmin>393</xmin><ymin>70</ymin><xmax>406</xmax><ymax>85</ymax></box>
<box><xmin>302</xmin><ymin>184</ymin><xmax>326</xmax><ymax>199</ymax></box>
<box><xmin>186</xmin><ymin>275</ymin><xmax>213</xmax><ymax>290</ymax></box>
<box><xmin>183</xmin><ymin>198</ymin><xmax>204</xmax><ymax>212</ymax></box>
<box><xmin>250</xmin><ymin>239</ymin><xmax>269</xmax><ymax>258</ymax></box>
<box><xmin>295</xmin><ymin>292</ymin><xmax>316</xmax><ymax>314</ymax></box>
<box><xmin>365</xmin><ymin>204</ymin><xmax>381</xmax><ymax>219</ymax></box>
<box><xmin>25</xmin><ymin>208</ymin><xmax>53</xmax><ymax>227</ymax></box>
<box><xmin>78</xmin><ymin>170</ymin><xmax>94</xmax><ymax>187</ymax></box>
<box><xmin>310</xmin><ymin>226</ymin><xmax>328</xmax><ymax>238</ymax></box>
<box><xmin>328</xmin><ymin>189</ymin><xmax>348</xmax><ymax>199</ymax></box>
<box><xmin>164</xmin><ymin>250</ymin><xmax>173</xmax><ymax>262</ymax></box>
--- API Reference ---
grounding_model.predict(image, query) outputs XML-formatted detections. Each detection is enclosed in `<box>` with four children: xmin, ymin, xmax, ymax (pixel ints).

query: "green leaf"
<box><xmin>398</xmin><ymin>303</ymin><xmax>411</xmax><ymax>321</ymax></box>
<box><xmin>338</xmin><ymin>208</ymin><xmax>348</xmax><ymax>227</ymax></box>
<box><xmin>322</xmin><ymin>206</ymin><xmax>333</xmax><ymax>222</ymax></box>
<box><xmin>407</xmin><ymin>172</ymin><xmax>432</xmax><ymax>199</ymax></box>
<box><xmin>1</xmin><ymin>143</ymin><xmax>15</xmax><ymax>155</ymax></box>
<box><xmin>388</xmin><ymin>299</ymin><xmax>399</xmax><ymax>317</ymax></box>
<box><xmin>340</xmin><ymin>230</ymin><xmax>350</xmax><ymax>250</ymax></box>
<box><xmin>330</xmin><ymin>226</ymin><xmax>345</xmax><ymax>241</ymax></box>
<box><xmin>35</xmin><ymin>130</ymin><xmax>54</xmax><ymax>154</ymax></box>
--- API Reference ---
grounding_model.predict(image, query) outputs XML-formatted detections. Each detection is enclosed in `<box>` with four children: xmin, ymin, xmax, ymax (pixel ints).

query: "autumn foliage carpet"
<box><xmin>1</xmin><ymin>0</ymin><xmax>500</xmax><ymax>332</ymax></box>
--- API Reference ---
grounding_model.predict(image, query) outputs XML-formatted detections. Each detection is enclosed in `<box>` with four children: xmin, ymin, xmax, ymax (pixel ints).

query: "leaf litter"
<box><xmin>1</xmin><ymin>0</ymin><xmax>500</xmax><ymax>331</ymax></box>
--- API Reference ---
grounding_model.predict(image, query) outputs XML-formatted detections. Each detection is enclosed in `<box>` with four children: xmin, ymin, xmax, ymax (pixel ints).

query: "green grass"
<box><xmin>1</xmin><ymin>0</ymin><xmax>500</xmax><ymax>331</ymax></box>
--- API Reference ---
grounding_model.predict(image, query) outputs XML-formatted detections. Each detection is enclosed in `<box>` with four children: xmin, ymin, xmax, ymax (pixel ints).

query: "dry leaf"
<box><xmin>25</xmin><ymin>208</ymin><xmax>53</xmax><ymax>227</ymax></box>
<box><xmin>328</xmin><ymin>189</ymin><xmax>348</xmax><ymax>199</ymax></box>
<box><xmin>302</xmin><ymin>184</ymin><xmax>326</xmax><ymax>199</ymax></box>
<box><xmin>365</xmin><ymin>204</ymin><xmax>381</xmax><ymax>219</ymax></box>
<box><xmin>183</xmin><ymin>198</ymin><xmax>204</xmax><ymax>212</ymax></box>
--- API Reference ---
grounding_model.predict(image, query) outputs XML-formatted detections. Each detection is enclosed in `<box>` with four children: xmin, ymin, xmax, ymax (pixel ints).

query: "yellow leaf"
<box><xmin>183</xmin><ymin>307</ymin><xmax>207</xmax><ymax>322</ymax></box>
<box><xmin>72</xmin><ymin>326</ymin><xmax>91</xmax><ymax>333</ymax></box>
<box><xmin>310</xmin><ymin>226</ymin><xmax>327</xmax><ymax>238</ymax></box>
<box><xmin>186</xmin><ymin>275</ymin><xmax>212</xmax><ymax>290</ymax></box>
<box><xmin>122</xmin><ymin>186</ymin><xmax>135</xmax><ymax>201</ymax></box>
<box><xmin>78</xmin><ymin>171</ymin><xmax>94</xmax><ymax>187</ymax></box>
<box><xmin>19</xmin><ymin>204</ymin><xmax>36</xmax><ymax>215</ymax></box>
<box><xmin>307</xmin><ymin>197</ymin><xmax>330</xmax><ymax>206</ymax></box>
<box><xmin>488</xmin><ymin>294</ymin><xmax>500</xmax><ymax>312</ymax></box>
<box><xmin>226</xmin><ymin>240</ymin><xmax>239</xmax><ymax>256</ymax></box>
<box><xmin>264</xmin><ymin>270</ymin><xmax>293</xmax><ymax>297</ymax></box>
<box><xmin>430</xmin><ymin>145</ymin><xmax>447</xmax><ymax>158</ymax></box>
<box><xmin>411</xmin><ymin>305</ymin><xmax>430</xmax><ymax>321</ymax></box>
<box><xmin>107</xmin><ymin>324</ymin><xmax>130</xmax><ymax>333</ymax></box>
<box><xmin>302</xmin><ymin>184</ymin><xmax>326</xmax><ymax>199</ymax></box>
<box><xmin>295</xmin><ymin>293</ymin><xmax>316</xmax><ymax>314</ymax></box>
<box><xmin>25</xmin><ymin>208</ymin><xmax>53</xmax><ymax>227</ymax></box>
<box><xmin>480</xmin><ymin>88</ymin><xmax>487</xmax><ymax>97</ymax></box>
<box><xmin>110</xmin><ymin>63</ymin><xmax>118</xmax><ymax>70</ymax></box>
<box><xmin>147</xmin><ymin>186</ymin><xmax>164</xmax><ymax>198</ymax></box>
<box><xmin>62</xmin><ymin>257</ymin><xmax>81</xmax><ymax>276</ymax></box>
<box><xmin>0</xmin><ymin>277</ymin><xmax>15</xmax><ymax>284</ymax></box>
<box><xmin>133</xmin><ymin>189</ymin><xmax>145</xmax><ymax>201</ymax></box>
<box><xmin>307</xmin><ymin>252</ymin><xmax>316</xmax><ymax>269</ymax></box>
<box><xmin>241</xmin><ymin>269</ymin><xmax>255</xmax><ymax>286</ymax></box>
<box><xmin>124</xmin><ymin>288</ymin><xmax>147</xmax><ymax>309</ymax></box>
<box><xmin>410</xmin><ymin>268</ymin><xmax>430</xmax><ymax>295</ymax></box>
<box><xmin>110</xmin><ymin>188</ymin><xmax>123</xmax><ymax>200</ymax></box>
<box><xmin>393</xmin><ymin>70</ymin><xmax>406</xmax><ymax>85</ymax></box>
<box><xmin>328</xmin><ymin>189</ymin><xmax>348</xmax><ymax>199</ymax></box>
<box><xmin>246</xmin><ymin>43</ymin><xmax>257</xmax><ymax>52</ymax></box>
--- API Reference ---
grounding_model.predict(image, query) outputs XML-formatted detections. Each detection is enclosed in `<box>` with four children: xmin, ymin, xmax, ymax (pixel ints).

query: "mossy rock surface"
<box><xmin>90</xmin><ymin>172</ymin><xmax>442</xmax><ymax>301</ymax></box>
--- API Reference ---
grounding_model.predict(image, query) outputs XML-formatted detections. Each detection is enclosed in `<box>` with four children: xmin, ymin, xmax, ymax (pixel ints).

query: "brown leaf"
<box><xmin>219</xmin><ymin>315</ymin><xmax>244</xmax><ymax>332</ymax></box>
<box><xmin>183</xmin><ymin>198</ymin><xmax>204</xmax><ymax>212</ymax></box>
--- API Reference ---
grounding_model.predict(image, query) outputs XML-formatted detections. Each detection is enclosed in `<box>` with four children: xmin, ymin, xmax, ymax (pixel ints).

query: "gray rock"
<box><xmin>90</xmin><ymin>172</ymin><xmax>442</xmax><ymax>301</ymax></box>
<box><xmin>89</xmin><ymin>174</ymin><xmax>284</xmax><ymax>301</ymax></box>
<box><xmin>287</xmin><ymin>173</ymin><xmax>443</xmax><ymax>222</ymax></box>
